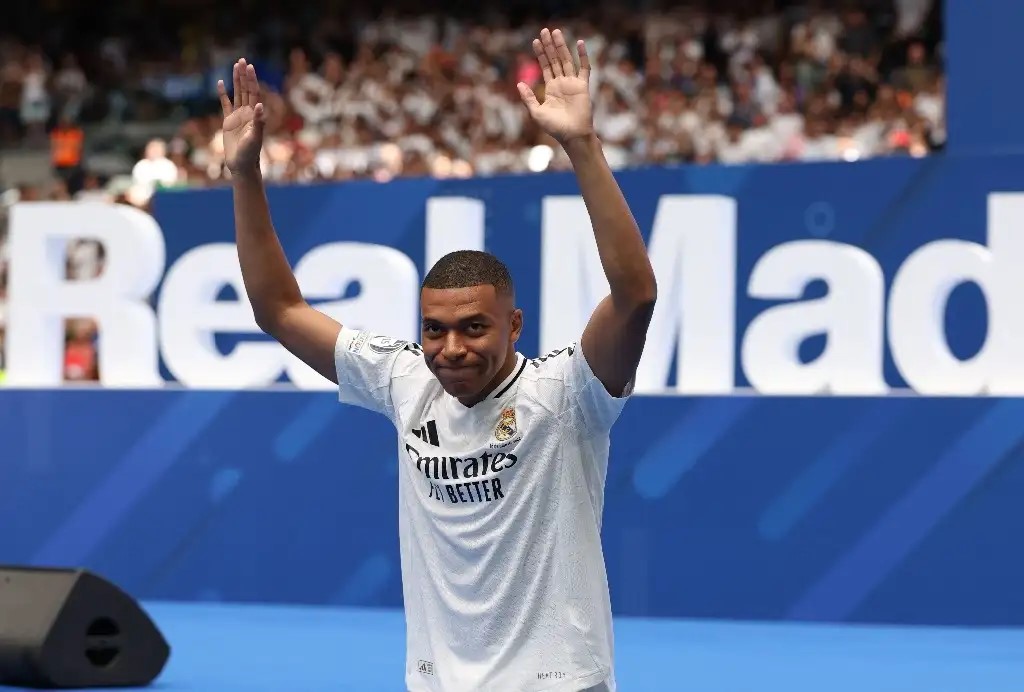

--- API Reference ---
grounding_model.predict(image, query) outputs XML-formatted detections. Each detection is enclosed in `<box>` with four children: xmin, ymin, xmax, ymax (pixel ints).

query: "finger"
<box><xmin>540</xmin><ymin>28</ymin><xmax>563</xmax><ymax>78</ymax></box>
<box><xmin>246</xmin><ymin>63</ymin><xmax>259</xmax><ymax>107</ymax></box>
<box><xmin>239</xmin><ymin>58</ymin><xmax>250</xmax><ymax>107</ymax></box>
<box><xmin>517</xmin><ymin>82</ymin><xmax>541</xmax><ymax>116</ymax></box>
<box><xmin>253</xmin><ymin>102</ymin><xmax>266</xmax><ymax>138</ymax></box>
<box><xmin>217</xmin><ymin>79</ymin><xmax>232</xmax><ymax>116</ymax></box>
<box><xmin>577</xmin><ymin>39</ymin><xmax>591</xmax><ymax>83</ymax></box>
<box><xmin>532</xmin><ymin>39</ymin><xmax>555</xmax><ymax>83</ymax></box>
<box><xmin>552</xmin><ymin>29</ymin><xmax>575</xmax><ymax>77</ymax></box>
<box><xmin>232</xmin><ymin>61</ymin><xmax>242</xmax><ymax>109</ymax></box>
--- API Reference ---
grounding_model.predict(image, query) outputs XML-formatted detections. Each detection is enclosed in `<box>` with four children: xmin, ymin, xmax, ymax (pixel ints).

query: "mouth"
<box><xmin>438</xmin><ymin>365</ymin><xmax>475</xmax><ymax>375</ymax></box>
<box><xmin>435</xmin><ymin>364</ymin><xmax>480</xmax><ymax>381</ymax></box>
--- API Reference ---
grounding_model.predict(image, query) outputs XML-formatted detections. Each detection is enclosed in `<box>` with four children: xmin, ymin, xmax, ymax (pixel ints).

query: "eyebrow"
<box><xmin>422</xmin><ymin>313</ymin><xmax>491</xmax><ymax>325</ymax></box>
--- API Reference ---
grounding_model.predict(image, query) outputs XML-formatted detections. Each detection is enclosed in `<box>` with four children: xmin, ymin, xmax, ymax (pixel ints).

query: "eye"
<box><xmin>467</xmin><ymin>322</ymin><xmax>487</xmax><ymax>335</ymax></box>
<box><xmin>423</xmin><ymin>324</ymin><xmax>443</xmax><ymax>337</ymax></box>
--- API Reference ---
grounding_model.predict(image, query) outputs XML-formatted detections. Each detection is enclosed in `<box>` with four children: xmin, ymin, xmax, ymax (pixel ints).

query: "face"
<box><xmin>420</xmin><ymin>284</ymin><xmax>522</xmax><ymax>401</ymax></box>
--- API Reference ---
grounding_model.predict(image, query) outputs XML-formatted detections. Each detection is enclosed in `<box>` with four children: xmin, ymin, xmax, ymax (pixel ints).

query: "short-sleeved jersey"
<box><xmin>334</xmin><ymin>326</ymin><xmax>631</xmax><ymax>692</ymax></box>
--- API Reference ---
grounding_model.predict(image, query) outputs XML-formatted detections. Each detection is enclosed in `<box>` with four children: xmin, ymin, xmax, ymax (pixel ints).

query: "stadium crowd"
<box><xmin>0</xmin><ymin>0</ymin><xmax>942</xmax><ymax>381</ymax></box>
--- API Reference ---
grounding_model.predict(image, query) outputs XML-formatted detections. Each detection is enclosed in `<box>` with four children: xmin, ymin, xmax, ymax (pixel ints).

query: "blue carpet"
<box><xmin>3</xmin><ymin>602</ymin><xmax>1024</xmax><ymax>690</ymax></box>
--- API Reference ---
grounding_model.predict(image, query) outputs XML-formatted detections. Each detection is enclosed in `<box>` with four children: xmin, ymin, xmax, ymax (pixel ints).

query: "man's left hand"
<box><xmin>517</xmin><ymin>28</ymin><xmax>594</xmax><ymax>147</ymax></box>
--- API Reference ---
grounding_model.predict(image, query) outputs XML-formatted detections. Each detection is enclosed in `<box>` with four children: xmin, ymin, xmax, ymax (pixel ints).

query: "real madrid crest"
<box><xmin>495</xmin><ymin>407</ymin><xmax>517</xmax><ymax>442</ymax></box>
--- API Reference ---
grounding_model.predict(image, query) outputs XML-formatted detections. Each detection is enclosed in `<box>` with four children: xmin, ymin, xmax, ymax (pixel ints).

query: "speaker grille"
<box><xmin>85</xmin><ymin>617</ymin><xmax>120</xmax><ymax>668</ymax></box>
<box><xmin>86</xmin><ymin>618</ymin><xmax>119</xmax><ymax>638</ymax></box>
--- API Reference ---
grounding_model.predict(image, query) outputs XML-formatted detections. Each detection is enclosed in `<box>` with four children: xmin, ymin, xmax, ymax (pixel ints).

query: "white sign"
<box><xmin>5</xmin><ymin>193</ymin><xmax>1024</xmax><ymax>395</ymax></box>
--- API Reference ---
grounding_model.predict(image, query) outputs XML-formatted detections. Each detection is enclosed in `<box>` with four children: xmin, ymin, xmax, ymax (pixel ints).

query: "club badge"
<box><xmin>495</xmin><ymin>407</ymin><xmax>517</xmax><ymax>442</ymax></box>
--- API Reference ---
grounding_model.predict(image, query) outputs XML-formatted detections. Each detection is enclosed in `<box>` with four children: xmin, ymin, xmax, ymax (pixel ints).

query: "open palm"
<box><xmin>217</xmin><ymin>58</ymin><xmax>266</xmax><ymax>176</ymax></box>
<box><xmin>517</xmin><ymin>29</ymin><xmax>594</xmax><ymax>145</ymax></box>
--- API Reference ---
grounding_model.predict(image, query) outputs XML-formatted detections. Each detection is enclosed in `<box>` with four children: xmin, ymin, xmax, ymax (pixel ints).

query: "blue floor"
<box><xmin>4</xmin><ymin>601</ymin><xmax>1024</xmax><ymax>690</ymax></box>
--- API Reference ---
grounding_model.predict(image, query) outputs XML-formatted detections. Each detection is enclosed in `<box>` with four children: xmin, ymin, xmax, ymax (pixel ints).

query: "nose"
<box><xmin>442</xmin><ymin>332</ymin><xmax>467</xmax><ymax>361</ymax></box>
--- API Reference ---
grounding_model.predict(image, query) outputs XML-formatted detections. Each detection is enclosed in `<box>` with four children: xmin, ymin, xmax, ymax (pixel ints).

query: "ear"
<box><xmin>510</xmin><ymin>308</ymin><xmax>524</xmax><ymax>343</ymax></box>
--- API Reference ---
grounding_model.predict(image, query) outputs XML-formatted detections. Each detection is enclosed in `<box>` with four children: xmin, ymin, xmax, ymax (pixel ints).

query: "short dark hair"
<box><xmin>421</xmin><ymin>250</ymin><xmax>514</xmax><ymax>298</ymax></box>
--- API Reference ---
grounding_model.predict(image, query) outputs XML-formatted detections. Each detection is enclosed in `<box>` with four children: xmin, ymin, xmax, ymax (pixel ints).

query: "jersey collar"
<box><xmin>490</xmin><ymin>353</ymin><xmax>526</xmax><ymax>400</ymax></box>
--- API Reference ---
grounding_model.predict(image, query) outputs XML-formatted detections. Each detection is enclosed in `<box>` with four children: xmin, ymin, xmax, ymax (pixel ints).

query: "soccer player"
<box><xmin>219</xmin><ymin>28</ymin><xmax>656</xmax><ymax>692</ymax></box>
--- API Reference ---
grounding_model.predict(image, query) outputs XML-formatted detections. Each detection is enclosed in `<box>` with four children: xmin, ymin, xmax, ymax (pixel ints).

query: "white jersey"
<box><xmin>334</xmin><ymin>326</ymin><xmax>631</xmax><ymax>692</ymax></box>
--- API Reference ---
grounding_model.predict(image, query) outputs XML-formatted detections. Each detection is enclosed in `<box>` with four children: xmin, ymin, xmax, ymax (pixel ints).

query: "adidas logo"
<box><xmin>412</xmin><ymin>420</ymin><xmax>439</xmax><ymax>447</ymax></box>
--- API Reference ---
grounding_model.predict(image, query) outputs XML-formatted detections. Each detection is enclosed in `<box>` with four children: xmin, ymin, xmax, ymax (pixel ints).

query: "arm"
<box><xmin>518</xmin><ymin>29</ymin><xmax>657</xmax><ymax>396</ymax></box>
<box><xmin>220</xmin><ymin>59</ymin><xmax>341</xmax><ymax>384</ymax></box>
<box><xmin>567</xmin><ymin>134</ymin><xmax>656</xmax><ymax>396</ymax></box>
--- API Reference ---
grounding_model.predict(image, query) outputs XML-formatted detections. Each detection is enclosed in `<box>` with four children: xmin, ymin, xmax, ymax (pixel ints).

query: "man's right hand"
<box><xmin>218</xmin><ymin>58</ymin><xmax>265</xmax><ymax>177</ymax></box>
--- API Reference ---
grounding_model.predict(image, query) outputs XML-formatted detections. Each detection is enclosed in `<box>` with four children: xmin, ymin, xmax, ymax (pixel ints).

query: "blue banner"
<box><xmin>5</xmin><ymin>153</ymin><xmax>1024</xmax><ymax>625</ymax></box>
<box><xmin>143</xmin><ymin>152</ymin><xmax>1024</xmax><ymax>395</ymax></box>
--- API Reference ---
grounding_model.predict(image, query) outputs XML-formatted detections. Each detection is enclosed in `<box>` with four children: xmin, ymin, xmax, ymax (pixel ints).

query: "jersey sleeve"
<box><xmin>333</xmin><ymin>326</ymin><xmax>427</xmax><ymax>424</ymax></box>
<box><xmin>536</xmin><ymin>341</ymin><xmax>634</xmax><ymax>434</ymax></box>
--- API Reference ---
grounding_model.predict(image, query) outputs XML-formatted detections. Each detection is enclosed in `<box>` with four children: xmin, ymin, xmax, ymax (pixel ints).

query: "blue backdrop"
<box><xmin>3</xmin><ymin>152</ymin><xmax>1024</xmax><ymax>626</ymax></box>
<box><xmin>2</xmin><ymin>387</ymin><xmax>1024</xmax><ymax>626</ymax></box>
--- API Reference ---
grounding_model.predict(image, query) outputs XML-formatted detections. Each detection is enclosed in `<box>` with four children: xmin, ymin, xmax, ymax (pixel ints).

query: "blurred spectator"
<box><xmin>63</xmin><ymin>317</ymin><xmax>98</xmax><ymax>382</ymax></box>
<box><xmin>50</xmin><ymin>114</ymin><xmax>84</xmax><ymax>191</ymax></box>
<box><xmin>0</xmin><ymin>52</ymin><xmax>23</xmax><ymax>145</ymax></box>
<box><xmin>131</xmin><ymin>139</ymin><xmax>180</xmax><ymax>202</ymax></box>
<box><xmin>19</xmin><ymin>50</ymin><xmax>50</xmax><ymax>146</ymax></box>
<box><xmin>52</xmin><ymin>54</ymin><xmax>89</xmax><ymax>124</ymax></box>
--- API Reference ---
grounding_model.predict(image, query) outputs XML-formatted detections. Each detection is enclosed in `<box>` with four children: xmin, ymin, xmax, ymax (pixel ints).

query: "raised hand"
<box><xmin>517</xmin><ymin>28</ymin><xmax>593</xmax><ymax>146</ymax></box>
<box><xmin>217</xmin><ymin>59</ymin><xmax>266</xmax><ymax>176</ymax></box>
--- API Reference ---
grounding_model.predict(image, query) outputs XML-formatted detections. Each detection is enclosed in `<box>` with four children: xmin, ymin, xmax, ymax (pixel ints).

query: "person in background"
<box><xmin>50</xmin><ymin>114</ymin><xmax>84</xmax><ymax>194</ymax></box>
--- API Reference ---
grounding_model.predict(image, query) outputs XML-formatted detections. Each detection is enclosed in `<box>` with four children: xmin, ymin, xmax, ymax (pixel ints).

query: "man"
<box><xmin>219</xmin><ymin>27</ymin><xmax>656</xmax><ymax>692</ymax></box>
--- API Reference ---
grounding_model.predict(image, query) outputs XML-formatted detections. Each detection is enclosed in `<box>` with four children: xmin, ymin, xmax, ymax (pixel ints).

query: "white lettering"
<box><xmin>159</xmin><ymin>244</ymin><xmax>284</xmax><ymax>388</ymax></box>
<box><xmin>6</xmin><ymin>202</ymin><xmax>164</xmax><ymax>387</ymax></box>
<box><xmin>888</xmin><ymin>192</ymin><xmax>1024</xmax><ymax>395</ymax></box>
<box><xmin>156</xmin><ymin>241</ymin><xmax>420</xmax><ymax>390</ymax></box>
<box><xmin>539</xmin><ymin>195</ymin><xmax>604</xmax><ymax>355</ymax></box>
<box><xmin>742</xmin><ymin>240</ymin><xmax>888</xmax><ymax>394</ymax></box>
<box><xmin>540</xmin><ymin>194</ymin><xmax>737</xmax><ymax>394</ymax></box>
<box><xmin>8</xmin><ymin>192</ymin><xmax>1024</xmax><ymax>396</ymax></box>
<box><xmin>640</xmin><ymin>196</ymin><xmax>737</xmax><ymax>394</ymax></box>
<box><xmin>285</xmin><ymin>242</ymin><xmax>420</xmax><ymax>390</ymax></box>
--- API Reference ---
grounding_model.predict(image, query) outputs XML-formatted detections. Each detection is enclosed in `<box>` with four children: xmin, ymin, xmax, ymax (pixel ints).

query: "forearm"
<box><xmin>231</xmin><ymin>169</ymin><xmax>304</xmax><ymax>330</ymax></box>
<box><xmin>565</xmin><ymin>134</ymin><xmax>657</xmax><ymax>304</ymax></box>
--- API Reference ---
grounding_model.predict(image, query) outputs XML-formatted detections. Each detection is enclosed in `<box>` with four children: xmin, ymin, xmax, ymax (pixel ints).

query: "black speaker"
<box><xmin>0</xmin><ymin>566</ymin><xmax>170</xmax><ymax>688</ymax></box>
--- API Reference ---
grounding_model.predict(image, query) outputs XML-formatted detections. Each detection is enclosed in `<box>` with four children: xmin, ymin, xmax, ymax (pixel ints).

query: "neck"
<box><xmin>457</xmin><ymin>348</ymin><xmax>518</xmax><ymax>408</ymax></box>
